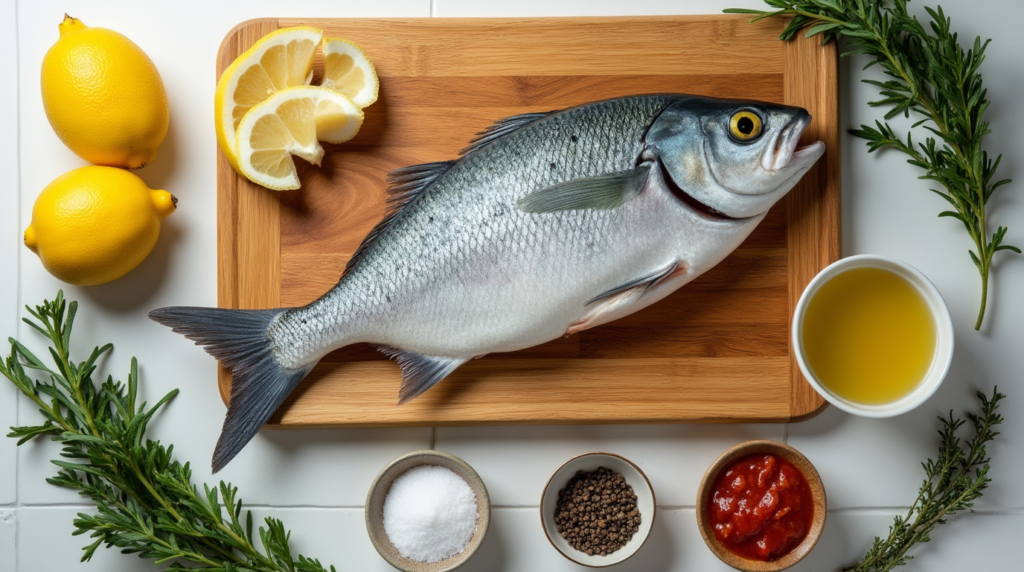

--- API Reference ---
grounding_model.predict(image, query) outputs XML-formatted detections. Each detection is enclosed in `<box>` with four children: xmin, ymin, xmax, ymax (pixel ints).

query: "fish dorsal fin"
<box><xmin>517</xmin><ymin>168</ymin><xmax>645</xmax><ymax>213</ymax></box>
<box><xmin>378</xmin><ymin>347</ymin><xmax>468</xmax><ymax>404</ymax></box>
<box><xmin>386</xmin><ymin>161</ymin><xmax>456</xmax><ymax>199</ymax></box>
<box><xmin>341</xmin><ymin>161</ymin><xmax>456</xmax><ymax>278</ymax></box>
<box><xmin>459</xmin><ymin>110</ymin><xmax>557</xmax><ymax>156</ymax></box>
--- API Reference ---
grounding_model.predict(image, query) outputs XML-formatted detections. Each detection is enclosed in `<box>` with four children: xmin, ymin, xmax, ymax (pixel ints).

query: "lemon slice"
<box><xmin>235</xmin><ymin>86</ymin><xmax>363</xmax><ymax>190</ymax></box>
<box><xmin>321</xmin><ymin>38</ymin><xmax>378</xmax><ymax>108</ymax></box>
<box><xmin>215</xmin><ymin>26</ymin><xmax>322</xmax><ymax>170</ymax></box>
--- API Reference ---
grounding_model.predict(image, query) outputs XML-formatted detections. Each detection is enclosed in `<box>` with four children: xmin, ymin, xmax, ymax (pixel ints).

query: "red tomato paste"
<box><xmin>707</xmin><ymin>453</ymin><xmax>813</xmax><ymax>561</ymax></box>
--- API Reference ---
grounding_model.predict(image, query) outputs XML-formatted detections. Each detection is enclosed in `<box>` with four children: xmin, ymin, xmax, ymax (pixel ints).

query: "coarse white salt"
<box><xmin>383</xmin><ymin>465</ymin><xmax>479</xmax><ymax>563</ymax></box>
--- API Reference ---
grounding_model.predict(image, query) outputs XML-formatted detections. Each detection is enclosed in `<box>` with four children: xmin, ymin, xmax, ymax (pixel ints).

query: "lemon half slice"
<box><xmin>321</xmin><ymin>38</ymin><xmax>378</xmax><ymax>108</ymax></box>
<box><xmin>235</xmin><ymin>86</ymin><xmax>363</xmax><ymax>190</ymax></box>
<box><xmin>215</xmin><ymin>26</ymin><xmax>322</xmax><ymax>169</ymax></box>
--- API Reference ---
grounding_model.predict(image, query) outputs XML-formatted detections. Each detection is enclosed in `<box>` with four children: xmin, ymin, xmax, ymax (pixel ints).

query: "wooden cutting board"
<box><xmin>216</xmin><ymin>16</ymin><xmax>839</xmax><ymax>427</ymax></box>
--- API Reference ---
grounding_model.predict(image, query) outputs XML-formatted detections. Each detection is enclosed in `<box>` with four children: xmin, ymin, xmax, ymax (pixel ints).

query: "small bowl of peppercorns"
<box><xmin>540</xmin><ymin>452</ymin><xmax>655</xmax><ymax>567</ymax></box>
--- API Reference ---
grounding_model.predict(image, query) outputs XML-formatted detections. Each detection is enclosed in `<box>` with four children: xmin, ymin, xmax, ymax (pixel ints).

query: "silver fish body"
<box><xmin>151</xmin><ymin>94</ymin><xmax>825</xmax><ymax>471</ymax></box>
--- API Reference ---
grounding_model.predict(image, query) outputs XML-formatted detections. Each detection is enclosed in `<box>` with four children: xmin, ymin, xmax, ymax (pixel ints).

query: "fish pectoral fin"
<box><xmin>378</xmin><ymin>347</ymin><xmax>468</xmax><ymax>405</ymax></box>
<box><xmin>517</xmin><ymin>168</ymin><xmax>645</xmax><ymax>213</ymax></box>
<box><xmin>568</xmin><ymin>261</ymin><xmax>687</xmax><ymax>336</ymax></box>
<box><xmin>569</xmin><ymin>288</ymin><xmax>644</xmax><ymax>335</ymax></box>
<box><xmin>586</xmin><ymin>261</ymin><xmax>683</xmax><ymax>307</ymax></box>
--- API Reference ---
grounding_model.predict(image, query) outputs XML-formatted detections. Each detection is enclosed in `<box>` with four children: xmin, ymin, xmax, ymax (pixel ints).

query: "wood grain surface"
<box><xmin>216</xmin><ymin>16</ymin><xmax>838</xmax><ymax>427</ymax></box>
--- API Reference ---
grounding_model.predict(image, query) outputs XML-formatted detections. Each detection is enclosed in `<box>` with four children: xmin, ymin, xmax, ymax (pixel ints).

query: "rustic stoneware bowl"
<box><xmin>696</xmin><ymin>440</ymin><xmax>826</xmax><ymax>572</ymax></box>
<box><xmin>540</xmin><ymin>452</ymin><xmax>656</xmax><ymax>567</ymax></box>
<box><xmin>365</xmin><ymin>450</ymin><xmax>490</xmax><ymax>572</ymax></box>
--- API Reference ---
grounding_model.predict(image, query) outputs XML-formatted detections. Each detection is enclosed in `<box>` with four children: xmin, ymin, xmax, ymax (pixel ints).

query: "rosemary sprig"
<box><xmin>727</xmin><ymin>0</ymin><xmax>1018</xmax><ymax>329</ymax></box>
<box><xmin>1</xmin><ymin>292</ymin><xmax>336</xmax><ymax>572</ymax></box>
<box><xmin>843</xmin><ymin>387</ymin><xmax>1005</xmax><ymax>571</ymax></box>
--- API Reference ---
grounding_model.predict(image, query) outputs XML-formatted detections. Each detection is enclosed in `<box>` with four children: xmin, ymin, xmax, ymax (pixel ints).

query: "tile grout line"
<box><xmin>781</xmin><ymin>422</ymin><xmax>789</xmax><ymax>444</ymax></box>
<box><xmin>12</xmin><ymin>505</ymin><xmax>1019</xmax><ymax>515</ymax></box>
<box><xmin>13</xmin><ymin>1</ymin><xmax>22</xmax><ymax>570</ymax></box>
<box><xmin>11</xmin><ymin>502</ymin><xmax>1024</xmax><ymax>518</ymax></box>
<box><xmin>430</xmin><ymin>0</ymin><xmax>436</xmax><ymax>18</ymax></box>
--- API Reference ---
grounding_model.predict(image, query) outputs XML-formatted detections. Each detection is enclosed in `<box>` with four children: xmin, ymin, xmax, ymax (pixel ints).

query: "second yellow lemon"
<box><xmin>41</xmin><ymin>15</ymin><xmax>169</xmax><ymax>169</ymax></box>
<box><xmin>321</xmin><ymin>38</ymin><xmax>378</xmax><ymax>108</ymax></box>
<box><xmin>235</xmin><ymin>86</ymin><xmax>363</xmax><ymax>190</ymax></box>
<box><xmin>215</xmin><ymin>26</ymin><xmax>322</xmax><ymax>170</ymax></box>
<box><xmin>24</xmin><ymin>166</ymin><xmax>176</xmax><ymax>286</ymax></box>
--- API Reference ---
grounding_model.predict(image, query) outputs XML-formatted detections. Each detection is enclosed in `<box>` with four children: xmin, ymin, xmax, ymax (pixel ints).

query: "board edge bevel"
<box><xmin>216</xmin><ymin>18</ymin><xmax>282</xmax><ymax>408</ymax></box>
<box><xmin>783</xmin><ymin>24</ymin><xmax>839</xmax><ymax>422</ymax></box>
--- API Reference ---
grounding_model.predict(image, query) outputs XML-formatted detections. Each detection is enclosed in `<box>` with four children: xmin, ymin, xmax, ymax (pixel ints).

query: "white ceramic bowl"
<box><xmin>540</xmin><ymin>452</ymin><xmax>655</xmax><ymax>567</ymax></box>
<box><xmin>792</xmin><ymin>254</ymin><xmax>954</xmax><ymax>417</ymax></box>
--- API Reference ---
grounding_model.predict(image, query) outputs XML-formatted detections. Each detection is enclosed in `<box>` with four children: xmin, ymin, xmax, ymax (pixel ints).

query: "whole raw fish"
<box><xmin>152</xmin><ymin>94</ymin><xmax>825</xmax><ymax>471</ymax></box>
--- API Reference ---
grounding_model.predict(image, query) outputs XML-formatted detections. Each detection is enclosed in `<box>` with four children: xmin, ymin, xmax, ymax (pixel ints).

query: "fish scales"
<box><xmin>271</xmin><ymin>96</ymin><xmax>677</xmax><ymax>366</ymax></box>
<box><xmin>150</xmin><ymin>93</ymin><xmax>826</xmax><ymax>471</ymax></box>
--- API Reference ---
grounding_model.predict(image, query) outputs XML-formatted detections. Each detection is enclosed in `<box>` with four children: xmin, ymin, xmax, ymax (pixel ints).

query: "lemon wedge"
<box><xmin>321</xmin><ymin>38</ymin><xmax>378</xmax><ymax>108</ymax></box>
<box><xmin>215</xmin><ymin>26</ymin><xmax>322</xmax><ymax>170</ymax></box>
<box><xmin>235</xmin><ymin>86</ymin><xmax>363</xmax><ymax>190</ymax></box>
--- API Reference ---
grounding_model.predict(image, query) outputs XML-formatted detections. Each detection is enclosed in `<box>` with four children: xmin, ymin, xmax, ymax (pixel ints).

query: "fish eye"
<box><xmin>729</xmin><ymin>110</ymin><xmax>763</xmax><ymax>142</ymax></box>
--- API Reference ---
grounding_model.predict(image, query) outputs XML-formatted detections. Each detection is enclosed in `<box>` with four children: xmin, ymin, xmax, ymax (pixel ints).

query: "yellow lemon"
<box><xmin>24</xmin><ymin>166</ymin><xmax>176</xmax><ymax>286</ymax></box>
<box><xmin>41</xmin><ymin>15</ymin><xmax>169</xmax><ymax>169</ymax></box>
<box><xmin>321</xmin><ymin>38</ymin><xmax>378</xmax><ymax>108</ymax></box>
<box><xmin>215</xmin><ymin>26</ymin><xmax>322</xmax><ymax>171</ymax></box>
<box><xmin>235</xmin><ymin>86</ymin><xmax>363</xmax><ymax>190</ymax></box>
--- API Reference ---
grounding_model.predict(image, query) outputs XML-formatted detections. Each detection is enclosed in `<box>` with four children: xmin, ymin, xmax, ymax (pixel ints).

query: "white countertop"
<box><xmin>2</xmin><ymin>0</ymin><xmax>1022</xmax><ymax>570</ymax></box>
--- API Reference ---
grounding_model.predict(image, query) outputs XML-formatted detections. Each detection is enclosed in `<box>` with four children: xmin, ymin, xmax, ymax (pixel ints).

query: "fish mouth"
<box><xmin>657</xmin><ymin>159</ymin><xmax>751</xmax><ymax>222</ymax></box>
<box><xmin>762</xmin><ymin>111</ymin><xmax>825</xmax><ymax>172</ymax></box>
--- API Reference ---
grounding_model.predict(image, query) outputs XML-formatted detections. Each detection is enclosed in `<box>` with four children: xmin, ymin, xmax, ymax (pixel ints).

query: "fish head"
<box><xmin>645</xmin><ymin>97</ymin><xmax>825</xmax><ymax>219</ymax></box>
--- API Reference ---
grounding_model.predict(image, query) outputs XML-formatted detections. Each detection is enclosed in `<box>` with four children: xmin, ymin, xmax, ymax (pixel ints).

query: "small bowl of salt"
<box><xmin>366</xmin><ymin>450</ymin><xmax>490</xmax><ymax>572</ymax></box>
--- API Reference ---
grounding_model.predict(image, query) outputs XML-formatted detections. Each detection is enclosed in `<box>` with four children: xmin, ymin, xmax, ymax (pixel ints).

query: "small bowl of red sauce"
<box><xmin>696</xmin><ymin>441</ymin><xmax>826</xmax><ymax>571</ymax></box>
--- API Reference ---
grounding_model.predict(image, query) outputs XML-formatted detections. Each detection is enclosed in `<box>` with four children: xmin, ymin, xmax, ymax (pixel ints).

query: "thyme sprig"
<box><xmin>1</xmin><ymin>292</ymin><xmax>336</xmax><ymax>571</ymax></box>
<box><xmin>727</xmin><ymin>0</ymin><xmax>1018</xmax><ymax>329</ymax></box>
<box><xmin>843</xmin><ymin>387</ymin><xmax>1005</xmax><ymax>571</ymax></box>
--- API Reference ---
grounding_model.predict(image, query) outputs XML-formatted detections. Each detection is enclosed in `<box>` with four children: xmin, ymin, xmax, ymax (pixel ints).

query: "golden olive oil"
<box><xmin>801</xmin><ymin>267</ymin><xmax>936</xmax><ymax>404</ymax></box>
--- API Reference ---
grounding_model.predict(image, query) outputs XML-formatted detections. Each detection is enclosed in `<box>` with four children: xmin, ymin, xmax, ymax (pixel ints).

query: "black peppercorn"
<box><xmin>553</xmin><ymin>467</ymin><xmax>641</xmax><ymax>556</ymax></box>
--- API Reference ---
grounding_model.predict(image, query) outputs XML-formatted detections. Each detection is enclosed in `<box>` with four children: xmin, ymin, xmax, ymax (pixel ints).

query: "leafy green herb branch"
<box><xmin>727</xmin><ymin>0</ymin><xmax>1018</xmax><ymax>329</ymax></box>
<box><xmin>1</xmin><ymin>292</ymin><xmax>336</xmax><ymax>571</ymax></box>
<box><xmin>0</xmin><ymin>297</ymin><xmax>1010</xmax><ymax>571</ymax></box>
<box><xmin>843</xmin><ymin>387</ymin><xmax>1004</xmax><ymax>572</ymax></box>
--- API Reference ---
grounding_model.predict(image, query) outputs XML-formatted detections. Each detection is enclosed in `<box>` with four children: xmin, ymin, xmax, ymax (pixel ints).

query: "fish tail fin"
<box><xmin>148</xmin><ymin>306</ymin><xmax>311</xmax><ymax>472</ymax></box>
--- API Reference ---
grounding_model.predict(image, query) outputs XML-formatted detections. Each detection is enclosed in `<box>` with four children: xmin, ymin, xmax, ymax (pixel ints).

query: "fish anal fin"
<box><xmin>569</xmin><ymin>261</ymin><xmax>687</xmax><ymax>335</ymax></box>
<box><xmin>342</xmin><ymin>161</ymin><xmax>456</xmax><ymax>279</ymax></box>
<box><xmin>460</xmin><ymin>110</ymin><xmax>557</xmax><ymax>156</ymax></box>
<box><xmin>518</xmin><ymin>168</ymin><xmax>645</xmax><ymax>213</ymax></box>
<box><xmin>378</xmin><ymin>347</ymin><xmax>468</xmax><ymax>404</ymax></box>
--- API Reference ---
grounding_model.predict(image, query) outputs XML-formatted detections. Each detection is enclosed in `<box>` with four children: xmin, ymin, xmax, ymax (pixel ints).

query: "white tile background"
<box><xmin>0</xmin><ymin>0</ymin><xmax>20</xmax><ymax>511</ymax></box>
<box><xmin>1</xmin><ymin>0</ymin><xmax>1022</xmax><ymax>570</ymax></box>
<box><xmin>0</xmin><ymin>510</ymin><xmax>13</xmax><ymax>572</ymax></box>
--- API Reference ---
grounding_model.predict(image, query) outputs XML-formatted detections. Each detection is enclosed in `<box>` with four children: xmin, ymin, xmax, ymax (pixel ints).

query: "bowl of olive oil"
<box><xmin>792</xmin><ymin>255</ymin><xmax>953</xmax><ymax>417</ymax></box>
